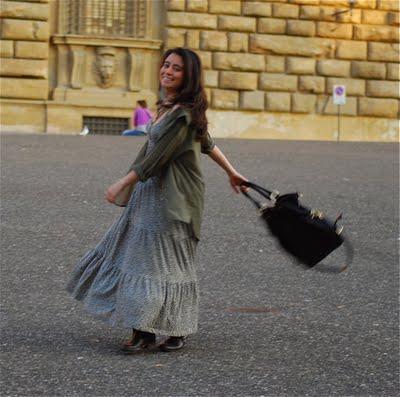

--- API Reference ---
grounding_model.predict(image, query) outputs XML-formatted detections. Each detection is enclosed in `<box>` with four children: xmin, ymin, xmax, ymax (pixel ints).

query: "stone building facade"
<box><xmin>1</xmin><ymin>0</ymin><xmax>399</xmax><ymax>141</ymax></box>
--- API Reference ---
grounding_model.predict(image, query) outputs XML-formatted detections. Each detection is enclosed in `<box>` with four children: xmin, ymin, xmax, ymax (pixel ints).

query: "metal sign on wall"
<box><xmin>333</xmin><ymin>85</ymin><xmax>346</xmax><ymax>106</ymax></box>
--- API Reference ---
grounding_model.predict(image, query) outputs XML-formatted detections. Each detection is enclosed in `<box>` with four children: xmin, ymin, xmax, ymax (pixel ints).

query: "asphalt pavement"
<box><xmin>1</xmin><ymin>133</ymin><xmax>399</xmax><ymax>397</ymax></box>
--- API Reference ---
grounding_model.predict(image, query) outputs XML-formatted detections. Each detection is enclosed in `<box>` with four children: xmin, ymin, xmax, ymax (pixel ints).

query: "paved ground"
<box><xmin>1</xmin><ymin>133</ymin><xmax>399</xmax><ymax>397</ymax></box>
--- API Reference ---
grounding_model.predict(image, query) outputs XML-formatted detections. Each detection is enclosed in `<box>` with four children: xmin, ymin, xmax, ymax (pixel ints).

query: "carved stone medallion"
<box><xmin>94</xmin><ymin>46</ymin><xmax>117</xmax><ymax>88</ymax></box>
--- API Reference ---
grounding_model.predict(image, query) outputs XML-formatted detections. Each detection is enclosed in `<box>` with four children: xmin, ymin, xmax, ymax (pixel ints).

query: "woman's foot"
<box><xmin>159</xmin><ymin>336</ymin><xmax>187</xmax><ymax>352</ymax></box>
<box><xmin>120</xmin><ymin>329</ymin><xmax>156</xmax><ymax>353</ymax></box>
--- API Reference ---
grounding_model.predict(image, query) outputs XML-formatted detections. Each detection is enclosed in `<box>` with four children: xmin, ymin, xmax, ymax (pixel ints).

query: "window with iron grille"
<box><xmin>83</xmin><ymin>116</ymin><xmax>129</xmax><ymax>135</ymax></box>
<box><xmin>64</xmin><ymin>0</ymin><xmax>147</xmax><ymax>38</ymax></box>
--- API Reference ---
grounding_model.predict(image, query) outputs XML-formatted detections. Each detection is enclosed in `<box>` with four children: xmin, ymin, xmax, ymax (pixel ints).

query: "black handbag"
<box><xmin>241</xmin><ymin>181</ymin><xmax>353</xmax><ymax>272</ymax></box>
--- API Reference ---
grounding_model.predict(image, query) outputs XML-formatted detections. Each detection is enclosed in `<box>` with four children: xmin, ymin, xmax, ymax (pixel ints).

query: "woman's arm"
<box><xmin>105</xmin><ymin>114</ymin><xmax>188</xmax><ymax>204</ymax></box>
<box><xmin>105</xmin><ymin>170</ymin><xmax>139</xmax><ymax>204</ymax></box>
<box><xmin>208</xmin><ymin>145</ymin><xmax>248</xmax><ymax>194</ymax></box>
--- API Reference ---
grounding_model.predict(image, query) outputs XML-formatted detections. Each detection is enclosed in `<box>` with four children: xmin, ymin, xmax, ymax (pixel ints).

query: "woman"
<box><xmin>122</xmin><ymin>100</ymin><xmax>152</xmax><ymax>136</ymax></box>
<box><xmin>67</xmin><ymin>48</ymin><xmax>248</xmax><ymax>353</ymax></box>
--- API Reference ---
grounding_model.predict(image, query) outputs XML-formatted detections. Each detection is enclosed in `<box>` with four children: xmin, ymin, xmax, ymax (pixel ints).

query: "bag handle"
<box><xmin>241</xmin><ymin>181</ymin><xmax>274</xmax><ymax>199</ymax></box>
<box><xmin>241</xmin><ymin>181</ymin><xmax>279</xmax><ymax>211</ymax></box>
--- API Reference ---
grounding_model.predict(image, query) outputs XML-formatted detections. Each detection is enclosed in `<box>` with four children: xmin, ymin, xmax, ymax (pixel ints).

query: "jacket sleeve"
<box><xmin>201</xmin><ymin>131</ymin><xmax>216</xmax><ymax>154</ymax></box>
<box><xmin>128</xmin><ymin>117</ymin><xmax>188</xmax><ymax>182</ymax></box>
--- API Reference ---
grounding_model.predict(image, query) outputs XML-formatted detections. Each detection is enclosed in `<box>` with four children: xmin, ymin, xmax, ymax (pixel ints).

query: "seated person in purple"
<box><xmin>122</xmin><ymin>100</ymin><xmax>153</xmax><ymax>136</ymax></box>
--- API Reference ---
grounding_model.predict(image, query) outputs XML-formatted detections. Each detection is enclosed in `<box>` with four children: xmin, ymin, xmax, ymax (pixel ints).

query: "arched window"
<box><xmin>63</xmin><ymin>0</ymin><xmax>148</xmax><ymax>38</ymax></box>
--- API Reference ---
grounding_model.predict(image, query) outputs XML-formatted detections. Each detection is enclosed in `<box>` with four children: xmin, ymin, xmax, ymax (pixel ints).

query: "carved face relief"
<box><xmin>94</xmin><ymin>47</ymin><xmax>117</xmax><ymax>88</ymax></box>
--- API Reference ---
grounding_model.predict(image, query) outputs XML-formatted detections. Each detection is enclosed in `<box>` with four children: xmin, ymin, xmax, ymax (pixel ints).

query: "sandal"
<box><xmin>120</xmin><ymin>329</ymin><xmax>156</xmax><ymax>354</ymax></box>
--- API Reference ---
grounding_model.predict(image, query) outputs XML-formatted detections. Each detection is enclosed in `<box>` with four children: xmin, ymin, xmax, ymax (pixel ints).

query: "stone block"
<box><xmin>220</xmin><ymin>71</ymin><xmax>258</xmax><ymax>90</ymax></box>
<box><xmin>218</xmin><ymin>16</ymin><xmax>256</xmax><ymax>32</ymax></box>
<box><xmin>336</xmin><ymin>40</ymin><xmax>367</xmax><ymax>60</ymax></box>
<box><xmin>317</xmin><ymin>22</ymin><xmax>353</xmax><ymax>39</ymax></box>
<box><xmin>259</xmin><ymin>73</ymin><xmax>298</xmax><ymax>91</ymax></box>
<box><xmin>200</xmin><ymin>31</ymin><xmax>228</xmax><ymax>51</ymax></box>
<box><xmin>0</xmin><ymin>1</ymin><xmax>48</xmax><ymax>21</ymax></box>
<box><xmin>240</xmin><ymin>91</ymin><xmax>265</xmax><ymax>110</ymax></box>
<box><xmin>319</xmin><ymin>0</ymin><xmax>349</xmax><ymax>5</ymax></box>
<box><xmin>335</xmin><ymin>7</ymin><xmax>362</xmax><ymax>24</ymax></box>
<box><xmin>299</xmin><ymin>5</ymin><xmax>336</xmax><ymax>21</ymax></box>
<box><xmin>359</xmin><ymin>97</ymin><xmax>398</xmax><ymax>118</ymax></box>
<box><xmin>0</xmin><ymin>58</ymin><xmax>47</xmax><ymax>78</ymax></box>
<box><xmin>186</xmin><ymin>0</ymin><xmax>208</xmax><ymax>12</ymax></box>
<box><xmin>286</xmin><ymin>20</ymin><xmax>316</xmax><ymax>36</ymax></box>
<box><xmin>213</xmin><ymin>52</ymin><xmax>265</xmax><ymax>72</ymax></box>
<box><xmin>250</xmin><ymin>34</ymin><xmax>336</xmax><ymax>58</ymax></box>
<box><xmin>166</xmin><ymin>0</ymin><xmax>185</xmax><ymax>11</ymax></box>
<box><xmin>209</xmin><ymin>0</ymin><xmax>241</xmax><ymax>15</ymax></box>
<box><xmin>265</xmin><ymin>55</ymin><xmax>285</xmax><ymax>72</ymax></box>
<box><xmin>291</xmin><ymin>93</ymin><xmax>317</xmax><ymax>113</ymax></box>
<box><xmin>15</xmin><ymin>40</ymin><xmax>48</xmax><ymax>59</ymax></box>
<box><xmin>228</xmin><ymin>32</ymin><xmax>248</xmax><ymax>52</ymax></box>
<box><xmin>317</xmin><ymin>95</ymin><xmax>357</xmax><ymax>116</ymax></box>
<box><xmin>368</xmin><ymin>42</ymin><xmax>399</xmax><ymax>62</ymax></box>
<box><xmin>299</xmin><ymin>76</ymin><xmax>325</xmax><ymax>93</ymax></box>
<box><xmin>388</xmin><ymin>12</ymin><xmax>400</xmax><ymax>26</ymax></box>
<box><xmin>351</xmin><ymin>0</ymin><xmax>376</xmax><ymax>8</ymax></box>
<box><xmin>377</xmin><ymin>0</ymin><xmax>399</xmax><ymax>11</ymax></box>
<box><xmin>366</xmin><ymin>80</ymin><xmax>400</xmax><ymax>98</ymax></box>
<box><xmin>362</xmin><ymin>10</ymin><xmax>389</xmax><ymax>25</ymax></box>
<box><xmin>265</xmin><ymin>92</ymin><xmax>291</xmax><ymax>112</ymax></box>
<box><xmin>243</xmin><ymin>2</ymin><xmax>272</xmax><ymax>17</ymax></box>
<box><xmin>286</xmin><ymin>57</ymin><xmax>316</xmax><ymax>74</ymax></box>
<box><xmin>1</xmin><ymin>18</ymin><xmax>49</xmax><ymax>41</ymax></box>
<box><xmin>0</xmin><ymin>40</ymin><xmax>13</xmax><ymax>57</ymax></box>
<box><xmin>354</xmin><ymin>25</ymin><xmax>399</xmax><ymax>42</ymax></box>
<box><xmin>351</xmin><ymin>61</ymin><xmax>386</xmax><ymax>79</ymax></box>
<box><xmin>317</xmin><ymin>59</ymin><xmax>350</xmax><ymax>77</ymax></box>
<box><xmin>300</xmin><ymin>5</ymin><xmax>362</xmax><ymax>23</ymax></box>
<box><xmin>272</xmin><ymin>3</ymin><xmax>299</xmax><ymax>18</ymax></box>
<box><xmin>186</xmin><ymin>30</ymin><xmax>200</xmax><ymax>49</ymax></box>
<box><xmin>165</xmin><ymin>28</ymin><xmax>186</xmax><ymax>48</ymax></box>
<box><xmin>167</xmin><ymin>12</ymin><xmax>217</xmax><ymax>29</ymax></box>
<box><xmin>0</xmin><ymin>77</ymin><xmax>48</xmax><ymax>99</ymax></box>
<box><xmin>327</xmin><ymin>77</ymin><xmax>365</xmax><ymax>96</ymax></box>
<box><xmin>212</xmin><ymin>89</ymin><xmax>239</xmax><ymax>109</ymax></box>
<box><xmin>289</xmin><ymin>0</ymin><xmax>320</xmax><ymax>4</ymax></box>
<box><xmin>204</xmin><ymin>70</ymin><xmax>218</xmax><ymax>88</ymax></box>
<box><xmin>258</xmin><ymin>18</ymin><xmax>286</xmax><ymax>34</ymax></box>
<box><xmin>387</xmin><ymin>63</ymin><xmax>400</xmax><ymax>80</ymax></box>
<box><xmin>205</xmin><ymin>88</ymin><xmax>211</xmax><ymax>102</ymax></box>
<box><xmin>197</xmin><ymin>51</ymin><xmax>212</xmax><ymax>69</ymax></box>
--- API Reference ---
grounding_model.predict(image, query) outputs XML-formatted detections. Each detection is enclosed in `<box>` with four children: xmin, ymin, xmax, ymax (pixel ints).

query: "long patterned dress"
<box><xmin>66</xmin><ymin>118</ymin><xmax>199</xmax><ymax>337</ymax></box>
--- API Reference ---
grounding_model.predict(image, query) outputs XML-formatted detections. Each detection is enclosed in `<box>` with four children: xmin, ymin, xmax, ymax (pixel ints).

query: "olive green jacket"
<box><xmin>127</xmin><ymin>107</ymin><xmax>215</xmax><ymax>240</ymax></box>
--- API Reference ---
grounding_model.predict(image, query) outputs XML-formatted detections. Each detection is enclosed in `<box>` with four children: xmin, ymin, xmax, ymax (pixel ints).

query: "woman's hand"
<box><xmin>228</xmin><ymin>171</ymin><xmax>249</xmax><ymax>194</ymax></box>
<box><xmin>105</xmin><ymin>171</ymin><xmax>139</xmax><ymax>204</ymax></box>
<box><xmin>105</xmin><ymin>179</ymin><xmax>127</xmax><ymax>204</ymax></box>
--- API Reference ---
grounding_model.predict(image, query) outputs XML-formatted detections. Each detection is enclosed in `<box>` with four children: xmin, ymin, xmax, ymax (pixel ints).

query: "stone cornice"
<box><xmin>52</xmin><ymin>35</ymin><xmax>163</xmax><ymax>50</ymax></box>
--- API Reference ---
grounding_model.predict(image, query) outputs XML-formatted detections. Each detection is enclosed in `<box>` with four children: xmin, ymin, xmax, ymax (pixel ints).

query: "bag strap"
<box><xmin>241</xmin><ymin>181</ymin><xmax>274</xmax><ymax>199</ymax></box>
<box><xmin>241</xmin><ymin>190</ymin><xmax>262</xmax><ymax>210</ymax></box>
<box><xmin>241</xmin><ymin>181</ymin><xmax>279</xmax><ymax>212</ymax></box>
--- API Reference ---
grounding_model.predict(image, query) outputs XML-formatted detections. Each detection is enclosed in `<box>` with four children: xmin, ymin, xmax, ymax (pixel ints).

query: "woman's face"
<box><xmin>159</xmin><ymin>53</ymin><xmax>184</xmax><ymax>96</ymax></box>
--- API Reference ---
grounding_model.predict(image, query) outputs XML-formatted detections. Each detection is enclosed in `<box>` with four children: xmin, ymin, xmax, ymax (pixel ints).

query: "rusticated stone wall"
<box><xmin>0</xmin><ymin>0</ymin><xmax>398</xmax><ymax>140</ymax></box>
<box><xmin>165</xmin><ymin>0</ymin><xmax>399</xmax><ymax>141</ymax></box>
<box><xmin>0</xmin><ymin>0</ymin><xmax>49</xmax><ymax>100</ymax></box>
<box><xmin>0</xmin><ymin>0</ymin><xmax>164</xmax><ymax>134</ymax></box>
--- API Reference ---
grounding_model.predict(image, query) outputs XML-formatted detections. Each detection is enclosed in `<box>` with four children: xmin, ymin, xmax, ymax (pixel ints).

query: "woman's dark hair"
<box><xmin>158</xmin><ymin>47</ymin><xmax>208</xmax><ymax>141</ymax></box>
<box><xmin>137</xmin><ymin>100</ymin><xmax>147</xmax><ymax>108</ymax></box>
